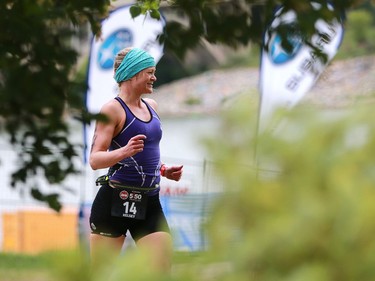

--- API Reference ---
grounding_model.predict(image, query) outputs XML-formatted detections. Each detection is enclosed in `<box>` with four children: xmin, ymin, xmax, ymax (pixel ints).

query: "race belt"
<box><xmin>109</xmin><ymin>181</ymin><xmax>159</xmax><ymax>220</ymax></box>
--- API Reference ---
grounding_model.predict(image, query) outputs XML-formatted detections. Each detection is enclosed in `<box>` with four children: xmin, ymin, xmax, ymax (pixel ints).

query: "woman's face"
<box><xmin>134</xmin><ymin>67</ymin><xmax>157</xmax><ymax>94</ymax></box>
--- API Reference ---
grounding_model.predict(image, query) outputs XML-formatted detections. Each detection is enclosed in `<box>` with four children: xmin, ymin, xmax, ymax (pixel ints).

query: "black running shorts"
<box><xmin>89</xmin><ymin>183</ymin><xmax>170</xmax><ymax>241</ymax></box>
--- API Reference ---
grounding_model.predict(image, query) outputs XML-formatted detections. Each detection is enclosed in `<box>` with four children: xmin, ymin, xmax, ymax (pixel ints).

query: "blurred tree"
<box><xmin>0</xmin><ymin>0</ymin><xmax>371</xmax><ymax>210</ymax></box>
<box><xmin>202</xmin><ymin>98</ymin><xmax>375</xmax><ymax>281</ymax></box>
<box><xmin>0</xmin><ymin>0</ymin><xmax>110</xmax><ymax>210</ymax></box>
<box><xmin>337</xmin><ymin>9</ymin><xmax>375</xmax><ymax>58</ymax></box>
<box><xmin>135</xmin><ymin>0</ymin><xmax>368</xmax><ymax>57</ymax></box>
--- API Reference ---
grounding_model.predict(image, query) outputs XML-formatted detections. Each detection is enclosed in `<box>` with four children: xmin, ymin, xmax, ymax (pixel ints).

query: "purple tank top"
<box><xmin>108</xmin><ymin>97</ymin><xmax>162</xmax><ymax>192</ymax></box>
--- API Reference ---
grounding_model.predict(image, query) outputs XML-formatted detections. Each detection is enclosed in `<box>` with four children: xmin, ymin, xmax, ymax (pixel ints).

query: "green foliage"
<box><xmin>337</xmin><ymin>9</ymin><xmax>375</xmax><ymax>58</ymax></box>
<box><xmin>0</xmin><ymin>252</ymin><xmax>50</xmax><ymax>281</ymax></box>
<box><xmin>201</xmin><ymin>97</ymin><xmax>375</xmax><ymax>280</ymax></box>
<box><xmin>0</xmin><ymin>252</ymin><xmax>47</xmax><ymax>270</ymax></box>
<box><xmin>220</xmin><ymin>47</ymin><xmax>262</xmax><ymax>69</ymax></box>
<box><xmin>134</xmin><ymin>0</ymin><xmax>370</xmax><ymax>59</ymax></box>
<box><xmin>0</xmin><ymin>0</ymin><xmax>110</xmax><ymax>210</ymax></box>
<box><xmin>184</xmin><ymin>96</ymin><xmax>202</xmax><ymax>106</ymax></box>
<box><xmin>130</xmin><ymin>0</ymin><xmax>161</xmax><ymax>19</ymax></box>
<box><xmin>41</xmin><ymin>248</ymin><xmax>170</xmax><ymax>281</ymax></box>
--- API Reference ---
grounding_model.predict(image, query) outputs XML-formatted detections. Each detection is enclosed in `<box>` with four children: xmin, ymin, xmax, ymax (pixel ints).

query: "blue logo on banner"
<box><xmin>97</xmin><ymin>29</ymin><xmax>133</xmax><ymax>70</ymax></box>
<box><xmin>268</xmin><ymin>32</ymin><xmax>302</xmax><ymax>64</ymax></box>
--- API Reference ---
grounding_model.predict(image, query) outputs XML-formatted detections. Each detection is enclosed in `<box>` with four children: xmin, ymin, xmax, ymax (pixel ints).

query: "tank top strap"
<box><xmin>114</xmin><ymin>96</ymin><xmax>134</xmax><ymax>120</ymax></box>
<box><xmin>114</xmin><ymin>96</ymin><xmax>127</xmax><ymax>111</ymax></box>
<box><xmin>142</xmin><ymin>99</ymin><xmax>160</xmax><ymax>119</ymax></box>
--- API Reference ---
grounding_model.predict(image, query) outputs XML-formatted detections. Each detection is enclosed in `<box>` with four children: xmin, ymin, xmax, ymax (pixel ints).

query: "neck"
<box><xmin>118</xmin><ymin>92</ymin><xmax>142</xmax><ymax>107</ymax></box>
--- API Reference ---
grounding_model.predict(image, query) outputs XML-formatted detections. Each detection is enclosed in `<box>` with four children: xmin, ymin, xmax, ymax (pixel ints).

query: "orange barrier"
<box><xmin>2</xmin><ymin>209</ymin><xmax>78</xmax><ymax>254</ymax></box>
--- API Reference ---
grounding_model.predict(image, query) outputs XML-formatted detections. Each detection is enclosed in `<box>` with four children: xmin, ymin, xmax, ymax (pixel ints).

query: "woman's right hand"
<box><xmin>121</xmin><ymin>134</ymin><xmax>147</xmax><ymax>157</ymax></box>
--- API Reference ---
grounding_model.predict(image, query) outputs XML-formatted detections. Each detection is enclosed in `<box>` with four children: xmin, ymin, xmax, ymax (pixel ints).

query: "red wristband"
<box><xmin>160</xmin><ymin>164</ymin><xmax>166</xmax><ymax>177</ymax></box>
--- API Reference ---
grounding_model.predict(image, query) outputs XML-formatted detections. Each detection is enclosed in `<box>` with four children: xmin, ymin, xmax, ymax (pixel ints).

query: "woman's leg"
<box><xmin>90</xmin><ymin>234</ymin><xmax>125</xmax><ymax>267</ymax></box>
<box><xmin>136</xmin><ymin>231</ymin><xmax>173</xmax><ymax>273</ymax></box>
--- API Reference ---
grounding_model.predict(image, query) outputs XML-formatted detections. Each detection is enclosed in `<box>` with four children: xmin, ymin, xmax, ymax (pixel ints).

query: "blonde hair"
<box><xmin>113</xmin><ymin>47</ymin><xmax>133</xmax><ymax>74</ymax></box>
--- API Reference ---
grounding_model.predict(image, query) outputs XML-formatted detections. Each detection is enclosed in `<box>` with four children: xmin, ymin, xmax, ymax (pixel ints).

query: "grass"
<box><xmin>0</xmin><ymin>252</ymin><xmax>50</xmax><ymax>281</ymax></box>
<box><xmin>0</xmin><ymin>249</ymin><xmax>206</xmax><ymax>281</ymax></box>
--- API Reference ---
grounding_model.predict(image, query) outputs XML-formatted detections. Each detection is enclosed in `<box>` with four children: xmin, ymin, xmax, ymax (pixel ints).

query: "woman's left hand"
<box><xmin>165</xmin><ymin>165</ymin><xmax>183</xmax><ymax>181</ymax></box>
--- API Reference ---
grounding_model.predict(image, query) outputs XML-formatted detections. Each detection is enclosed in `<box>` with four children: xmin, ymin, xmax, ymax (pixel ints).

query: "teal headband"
<box><xmin>114</xmin><ymin>48</ymin><xmax>156</xmax><ymax>83</ymax></box>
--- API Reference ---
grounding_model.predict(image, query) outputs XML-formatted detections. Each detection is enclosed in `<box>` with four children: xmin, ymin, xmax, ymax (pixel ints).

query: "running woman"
<box><xmin>89</xmin><ymin>47</ymin><xmax>183</xmax><ymax>272</ymax></box>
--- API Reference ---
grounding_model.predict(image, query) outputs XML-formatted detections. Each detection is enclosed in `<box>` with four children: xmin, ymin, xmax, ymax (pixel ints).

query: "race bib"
<box><xmin>111</xmin><ymin>187</ymin><xmax>148</xmax><ymax>220</ymax></box>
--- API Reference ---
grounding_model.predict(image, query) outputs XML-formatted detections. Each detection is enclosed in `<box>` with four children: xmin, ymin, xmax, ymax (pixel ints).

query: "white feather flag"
<box><xmin>258</xmin><ymin>2</ymin><xmax>344</xmax><ymax>133</ymax></box>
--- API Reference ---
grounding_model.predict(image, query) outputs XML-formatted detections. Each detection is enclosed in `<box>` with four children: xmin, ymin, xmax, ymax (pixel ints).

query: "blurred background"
<box><xmin>1</xmin><ymin>0</ymin><xmax>375</xmax><ymax>280</ymax></box>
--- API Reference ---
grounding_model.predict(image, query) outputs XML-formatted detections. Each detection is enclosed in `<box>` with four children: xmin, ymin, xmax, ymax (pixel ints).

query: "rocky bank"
<box><xmin>153</xmin><ymin>55</ymin><xmax>375</xmax><ymax>117</ymax></box>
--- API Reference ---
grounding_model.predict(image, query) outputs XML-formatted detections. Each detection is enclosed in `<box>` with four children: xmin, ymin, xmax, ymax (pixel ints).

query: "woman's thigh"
<box><xmin>136</xmin><ymin>231</ymin><xmax>173</xmax><ymax>272</ymax></box>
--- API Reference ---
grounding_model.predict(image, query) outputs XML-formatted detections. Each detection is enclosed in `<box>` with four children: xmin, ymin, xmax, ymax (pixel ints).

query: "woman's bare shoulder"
<box><xmin>100</xmin><ymin>98</ymin><xmax>120</xmax><ymax>111</ymax></box>
<box><xmin>99</xmin><ymin>98</ymin><xmax>123</xmax><ymax>121</ymax></box>
<box><xmin>143</xmin><ymin>98</ymin><xmax>158</xmax><ymax>111</ymax></box>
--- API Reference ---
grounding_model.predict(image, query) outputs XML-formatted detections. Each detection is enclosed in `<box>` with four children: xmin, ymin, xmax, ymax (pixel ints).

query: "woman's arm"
<box><xmin>89</xmin><ymin>100</ymin><xmax>146</xmax><ymax>170</ymax></box>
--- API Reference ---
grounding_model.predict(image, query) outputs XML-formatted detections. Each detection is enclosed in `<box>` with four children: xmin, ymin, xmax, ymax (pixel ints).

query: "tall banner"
<box><xmin>258</xmin><ymin>2</ymin><xmax>344</xmax><ymax>133</ymax></box>
<box><xmin>84</xmin><ymin>5</ymin><xmax>165</xmax><ymax>161</ymax></box>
